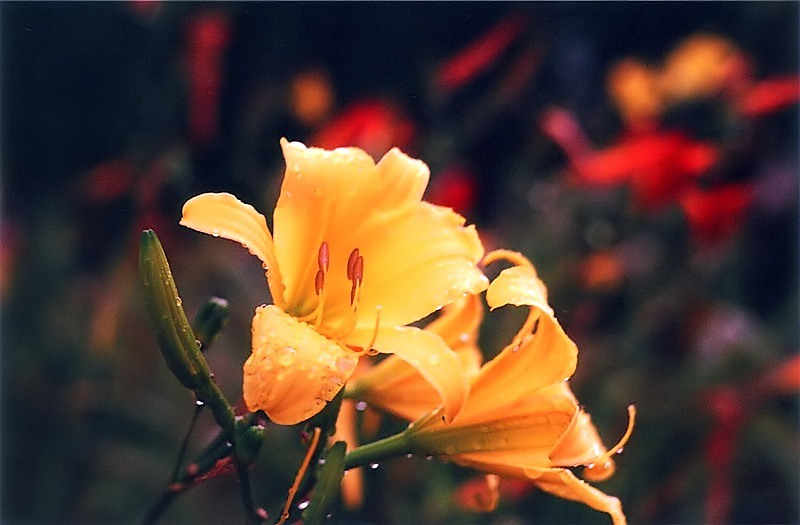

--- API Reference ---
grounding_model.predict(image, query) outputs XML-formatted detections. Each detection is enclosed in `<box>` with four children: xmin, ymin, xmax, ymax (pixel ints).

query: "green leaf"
<box><xmin>303</xmin><ymin>441</ymin><xmax>346</xmax><ymax>525</ymax></box>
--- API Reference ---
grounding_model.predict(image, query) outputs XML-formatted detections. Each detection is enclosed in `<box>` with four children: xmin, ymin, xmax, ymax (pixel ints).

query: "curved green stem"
<box><xmin>344</xmin><ymin>429</ymin><xmax>414</xmax><ymax>470</ymax></box>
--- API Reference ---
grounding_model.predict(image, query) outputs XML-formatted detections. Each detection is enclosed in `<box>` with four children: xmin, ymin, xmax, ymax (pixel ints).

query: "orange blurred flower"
<box><xmin>607</xmin><ymin>58</ymin><xmax>663</xmax><ymax>127</ymax></box>
<box><xmin>181</xmin><ymin>139</ymin><xmax>488</xmax><ymax>424</ymax></box>
<box><xmin>661</xmin><ymin>33</ymin><xmax>751</xmax><ymax>102</ymax></box>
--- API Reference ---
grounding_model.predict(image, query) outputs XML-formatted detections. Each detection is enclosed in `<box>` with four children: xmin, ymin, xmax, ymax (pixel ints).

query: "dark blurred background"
<box><xmin>2</xmin><ymin>2</ymin><xmax>798</xmax><ymax>524</ymax></box>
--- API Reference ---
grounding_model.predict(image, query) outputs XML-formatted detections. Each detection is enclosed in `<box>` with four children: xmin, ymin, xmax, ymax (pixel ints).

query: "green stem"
<box><xmin>344</xmin><ymin>429</ymin><xmax>414</xmax><ymax>470</ymax></box>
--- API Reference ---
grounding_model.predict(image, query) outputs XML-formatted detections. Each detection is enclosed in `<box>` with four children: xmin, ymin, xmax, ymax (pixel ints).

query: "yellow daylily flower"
<box><xmin>180</xmin><ymin>139</ymin><xmax>488</xmax><ymax>425</ymax></box>
<box><xmin>350</xmin><ymin>250</ymin><xmax>634</xmax><ymax>525</ymax></box>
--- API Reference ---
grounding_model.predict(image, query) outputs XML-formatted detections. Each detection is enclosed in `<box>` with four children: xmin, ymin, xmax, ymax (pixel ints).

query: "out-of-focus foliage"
<box><xmin>2</xmin><ymin>3</ymin><xmax>797</xmax><ymax>524</ymax></box>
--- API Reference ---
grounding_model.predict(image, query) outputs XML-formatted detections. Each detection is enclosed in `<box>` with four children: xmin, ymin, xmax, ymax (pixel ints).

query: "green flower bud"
<box><xmin>139</xmin><ymin>229</ymin><xmax>203</xmax><ymax>389</ymax></box>
<box><xmin>192</xmin><ymin>297</ymin><xmax>229</xmax><ymax>351</ymax></box>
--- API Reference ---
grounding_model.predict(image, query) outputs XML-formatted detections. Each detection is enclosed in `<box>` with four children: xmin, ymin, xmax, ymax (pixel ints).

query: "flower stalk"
<box><xmin>343</xmin><ymin>428</ymin><xmax>414</xmax><ymax>470</ymax></box>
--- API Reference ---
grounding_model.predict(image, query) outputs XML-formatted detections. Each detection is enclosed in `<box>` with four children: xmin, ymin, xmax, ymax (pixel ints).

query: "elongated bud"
<box><xmin>192</xmin><ymin>297</ymin><xmax>229</xmax><ymax>350</ymax></box>
<box><xmin>139</xmin><ymin>229</ymin><xmax>203</xmax><ymax>389</ymax></box>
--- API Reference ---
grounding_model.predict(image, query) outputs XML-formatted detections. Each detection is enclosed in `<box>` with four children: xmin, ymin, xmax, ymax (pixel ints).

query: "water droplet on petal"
<box><xmin>369</xmin><ymin>462</ymin><xmax>380</xmax><ymax>470</ymax></box>
<box><xmin>428</xmin><ymin>354</ymin><xmax>440</xmax><ymax>366</ymax></box>
<box><xmin>355</xmin><ymin>401</ymin><xmax>368</xmax><ymax>411</ymax></box>
<box><xmin>195</xmin><ymin>399</ymin><xmax>205</xmax><ymax>407</ymax></box>
<box><xmin>406</xmin><ymin>453</ymin><xmax>414</xmax><ymax>459</ymax></box>
<box><xmin>297</xmin><ymin>500</ymin><xmax>310</xmax><ymax>510</ymax></box>
<box><xmin>175</xmin><ymin>296</ymin><xmax>182</xmax><ymax>306</ymax></box>
<box><xmin>277</xmin><ymin>346</ymin><xmax>297</xmax><ymax>366</ymax></box>
<box><xmin>212</xmin><ymin>229</ymin><xmax>220</xmax><ymax>238</ymax></box>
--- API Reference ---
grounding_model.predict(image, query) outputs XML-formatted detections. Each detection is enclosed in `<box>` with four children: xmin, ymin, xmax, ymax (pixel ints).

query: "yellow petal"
<box><xmin>370</xmin><ymin>326</ymin><xmax>468</xmax><ymax>423</ymax></box>
<box><xmin>181</xmin><ymin>193</ymin><xmax>285</xmax><ymax>307</ymax></box>
<box><xmin>485</xmin><ymin>263</ymin><xmax>551</xmax><ymax>314</ymax></box>
<box><xmin>549</xmin><ymin>383</ymin><xmax>613</xmax><ymax>472</ymax></box>
<box><xmin>409</xmin><ymin>388</ymin><xmax>576</xmax><ymax>472</ymax></box>
<box><xmin>425</xmin><ymin>293</ymin><xmax>484</xmax><ymax>372</ymax></box>
<box><xmin>346</xmin><ymin>203</ymin><xmax>487</xmax><ymax>343</ymax></box>
<box><xmin>349</xmin><ymin>294</ymin><xmax>484</xmax><ymax>421</ymax></box>
<box><xmin>533</xmin><ymin>469</ymin><xmax>627</xmax><ymax>525</ymax></box>
<box><xmin>243</xmin><ymin>305</ymin><xmax>358</xmax><ymax>425</ymax></box>
<box><xmin>273</xmin><ymin>139</ymin><xmax>380</xmax><ymax>314</ymax></box>
<box><xmin>455</xmin><ymin>311</ymin><xmax>577</xmax><ymax>424</ymax></box>
<box><xmin>350</xmin><ymin>354</ymin><xmax>443</xmax><ymax>422</ymax></box>
<box><xmin>273</xmin><ymin>139</ymin><xmax>487</xmax><ymax>336</ymax></box>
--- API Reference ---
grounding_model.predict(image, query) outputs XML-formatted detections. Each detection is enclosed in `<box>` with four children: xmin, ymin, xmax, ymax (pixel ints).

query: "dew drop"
<box><xmin>175</xmin><ymin>296</ymin><xmax>182</xmax><ymax>306</ymax></box>
<box><xmin>428</xmin><ymin>354</ymin><xmax>440</xmax><ymax>366</ymax></box>
<box><xmin>616</xmin><ymin>446</ymin><xmax>624</xmax><ymax>454</ymax></box>
<box><xmin>425</xmin><ymin>455</ymin><xmax>434</xmax><ymax>461</ymax></box>
<box><xmin>458</xmin><ymin>333</ymin><xmax>469</xmax><ymax>343</ymax></box>
<box><xmin>406</xmin><ymin>453</ymin><xmax>414</xmax><ymax>459</ymax></box>
<box><xmin>355</xmin><ymin>401</ymin><xmax>368</xmax><ymax>412</ymax></box>
<box><xmin>277</xmin><ymin>346</ymin><xmax>297</xmax><ymax>366</ymax></box>
<box><xmin>211</xmin><ymin>229</ymin><xmax>220</xmax><ymax>238</ymax></box>
<box><xmin>369</xmin><ymin>462</ymin><xmax>380</xmax><ymax>470</ymax></box>
<box><xmin>195</xmin><ymin>399</ymin><xmax>205</xmax><ymax>407</ymax></box>
<box><xmin>297</xmin><ymin>500</ymin><xmax>310</xmax><ymax>510</ymax></box>
<box><xmin>318</xmin><ymin>458</ymin><xmax>326</xmax><ymax>466</ymax></box>
<box><xmin>292</xmin><ymin>162</ymin><xmax>301</xmax><ymax>173</ymax></box>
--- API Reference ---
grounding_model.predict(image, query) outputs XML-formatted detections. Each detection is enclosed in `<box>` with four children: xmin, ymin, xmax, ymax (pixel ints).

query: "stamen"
<box><xmin>350</xmin><ymin>254</ymin><xmax>364</xmax><ymax>305</ymax></box>
<box><xmin>346</xmin><ymin>248</ymin><xmax>360</xmax><ymax>280</ymax></box>
<box><xmin>314</xmin><ymin>269</ymin><xmax>325</xmax><ymax>296</ymax></box>
<box><xmin>299</xmin><ymin>241</ymin><xmax>329</xmax><ymax>324</ymax></box>
<box><xmin>318</xmin><ymin>241</ymin><xmax>330</xmax><ymax>273</ymax></box>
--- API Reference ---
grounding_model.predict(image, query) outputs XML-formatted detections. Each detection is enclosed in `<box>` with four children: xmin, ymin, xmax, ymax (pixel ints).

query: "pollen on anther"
<box><xmin>315</xmin><ymin>269</ymin><xmax>325</xmax><ymax>295</ymax></box>
<box><xmin>350</xmin><ymin>256</ymin><xmax>364</xmax><ymax>305</ymax></box>
<box><xmin>318</xmin><ymin>241</ymin><xmax>330</xmax><ymax>273</ymax></box>
<box><xmin>346</xmin><ymin>248</ymin><xmax>360</xmax><ymax>280</ymax></box>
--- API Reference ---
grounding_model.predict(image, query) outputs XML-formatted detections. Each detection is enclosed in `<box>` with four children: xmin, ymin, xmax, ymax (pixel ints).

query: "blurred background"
<box><xmin>2</xmin><ymin>2</ymin><xmax>798</xmax><ymax>524</ymax></box>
